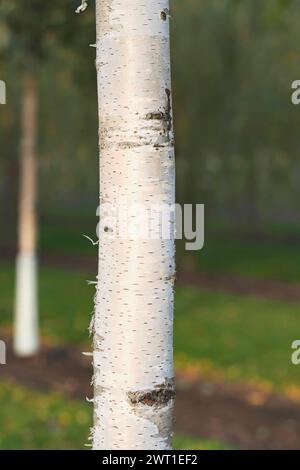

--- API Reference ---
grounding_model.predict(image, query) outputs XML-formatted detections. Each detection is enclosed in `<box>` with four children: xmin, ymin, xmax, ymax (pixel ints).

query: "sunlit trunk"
<box><xmin>92</xmin><ymin>0</ymin><xmax>175</xmax><ymax>450</ymax></box>
<box><xmin>14</xmin><ymin>73</ymin><xmax>39</xmax><ymax>357</ymax></box>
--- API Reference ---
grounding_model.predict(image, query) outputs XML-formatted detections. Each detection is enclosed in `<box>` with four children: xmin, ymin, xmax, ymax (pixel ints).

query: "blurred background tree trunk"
<box><xmin>14</xmin><ymin>72</ymin><xmax>39</xmax><ymax>357</ymax></box>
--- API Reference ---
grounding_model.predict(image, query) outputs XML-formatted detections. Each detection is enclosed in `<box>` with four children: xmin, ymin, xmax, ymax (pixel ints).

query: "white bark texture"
<box><xmin>14</xmin><ymin>74</ymin><xmax>39</xmax><ymax>357</ymax></box>
<box><xmin>93</xmin><ymin>0</ymin><xmax>175</xmax><ymax>450</ymax></box>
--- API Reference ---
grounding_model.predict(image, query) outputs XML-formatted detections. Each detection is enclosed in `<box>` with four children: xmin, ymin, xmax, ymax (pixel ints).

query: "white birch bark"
<box><xmin>14</xmin><ymin>73</ymin><xmax>39</xmax><ymax>357</ymax></box>
<box><xmin>93</xmin><ymin>0</ymin><xmax>175</xmax><ymax>450</ymax></box>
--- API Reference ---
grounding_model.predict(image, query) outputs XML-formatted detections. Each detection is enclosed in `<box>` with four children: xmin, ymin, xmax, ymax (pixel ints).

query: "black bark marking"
<box><xmin>146</xmin><ymin>89</ymin><xmax>172</xmax><ymax>132</ymax></box>
<box><xmin>165</xmin><ymin>88</ymin><xmax>172</xmax><ymax>132</ymax></box>
<box><xmin>146</xmin><ymin>88</ymin><xmax>173</xmax><ymax>148</ymax></box>
<box><xmin>161</xmin><ymin>8</ymin><xmax>170</xmax><ymax>21</ymax></box>
<box><xmin>128</xmin><ymin>380</ymin><xmax>175</xmax><ymax>408</ymax></box>
<box><xmin>146</xmin><ymin>111</ymin><xmax>166</xmax><ymax>121</ymax></box>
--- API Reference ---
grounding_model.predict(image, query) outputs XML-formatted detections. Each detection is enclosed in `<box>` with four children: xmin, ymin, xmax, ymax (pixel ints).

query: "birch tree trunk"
<box><xmin>14</xmin><ymin>73</ymin><xmax>39</xmax><ymax>356</ymax></box>
<box><xmin>93</xmin><ymin>0</ymin><xmax>175</xmax><ymax>450</ymax></box>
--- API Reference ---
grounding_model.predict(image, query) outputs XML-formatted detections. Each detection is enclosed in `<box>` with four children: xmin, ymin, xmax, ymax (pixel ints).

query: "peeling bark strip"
<box><xmin>93</xmin><ymin>0</ymin><xmax>175</xmax><ymax>450</ymax></box>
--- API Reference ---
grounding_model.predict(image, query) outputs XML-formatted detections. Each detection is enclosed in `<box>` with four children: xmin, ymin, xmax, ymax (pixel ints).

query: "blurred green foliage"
<box><xmin>1</xmin><ymin>1</ymin><xmax>300</xmax><ymax>230</ymax></box>
<box><xmin>172</xmin><ymin>0</ymin><xmax>300</xmax><ymax>223</ymax></box>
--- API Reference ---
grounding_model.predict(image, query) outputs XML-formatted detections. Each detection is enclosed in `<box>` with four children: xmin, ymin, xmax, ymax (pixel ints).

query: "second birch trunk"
<box><xmin>14</xmin><ymin>73</ymin><xmax>39</xmax><ymax>357</ymax></box>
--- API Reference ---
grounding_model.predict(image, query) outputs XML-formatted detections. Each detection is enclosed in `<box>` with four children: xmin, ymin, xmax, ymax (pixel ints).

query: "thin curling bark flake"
<box><xmin>93</xmin><ymin>0</ymin><xmax>175</xmax><ymax>450</ymax></box>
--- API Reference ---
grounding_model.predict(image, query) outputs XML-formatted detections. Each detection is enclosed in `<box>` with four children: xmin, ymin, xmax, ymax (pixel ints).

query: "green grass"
<box><xmin>1</xmin><ymin>262</ymin><xmax>300</xmax><ymax>390</ymax></box>
<box><xmin>175</xmin><ymin>286</ymin><xmax>300</xmax><ymax>389</ymax></box>
<box><xmin>40</xmin><ymin>224</ymin><xmax>97</xmax><ymax>258</ymax></box>
<box><xmin>0</xmin><ymin>381</ymin><xmax>91</xmax><ymax>450</ymax></box>
<box><xmin>0</xmin><ymin>380</ymin><xmax>230</xmax><ymax>450</ymax></box>
<box><xmin>196</xmin><ymin>238</ymin><xmax>300</xmax><ymax>283</ymax></box>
